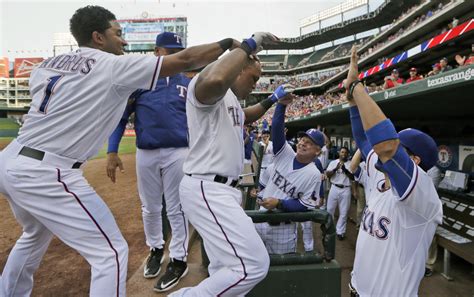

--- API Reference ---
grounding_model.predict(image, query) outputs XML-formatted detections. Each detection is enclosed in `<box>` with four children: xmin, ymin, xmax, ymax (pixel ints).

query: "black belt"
<box><xmin>333</xmin><ymin>183</ymin><xmax>350</xmax><ymax>189</ymax></box>
<box><xmin>268</xmin><ymin>221</ymin><xmax>292</xmax><ymax>226</ymax></box>
<box><xmin>348</xmin><ymin>282</ymin><xmax>359</xmax><ymax>297</ymax></box>
<box><xmin>186</xmin><ymin>174</ymin><xmax>238</xmax><ymax>188</ymax></box>
<box><xmin>19</xmin><ymin>146</ymin><xmax>83</xmax><ymax>169</ymax></box>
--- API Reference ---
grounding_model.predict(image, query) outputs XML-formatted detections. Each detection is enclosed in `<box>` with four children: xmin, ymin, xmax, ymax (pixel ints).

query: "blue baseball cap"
<box><xmin>298</xmin><ymin>129</ymin><xmax>325</xmax><ymax>148</ymax></box>
<box><xmin>399</xmin><ymin>128</ymin><xmax>438</xmax><ymax>171</ymax></box>
<box><xmin>155</xmin><ymin>32</ymin><xmax>185</xmax><ymax>49</ymax></box>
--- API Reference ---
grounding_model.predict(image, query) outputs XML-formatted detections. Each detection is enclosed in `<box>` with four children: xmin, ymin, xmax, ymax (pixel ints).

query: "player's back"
<box><xmin>18</xmin><ymin>47</ymin><xmax>161</xmax><ymax>161</ymax></box>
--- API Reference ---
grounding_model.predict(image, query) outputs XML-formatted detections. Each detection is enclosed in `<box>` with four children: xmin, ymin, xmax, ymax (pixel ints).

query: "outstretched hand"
<box><xmin>343</xmin><ymin>45</ymin><xmax>360</xmax><ymax>95</ymax></box>
<box><xmin>245</xmin><ymin>32</ymin><xmax>279</xmax><ymax>54</ymax></box>
<box><xmin>270</xmin><ymin>83</ymin><xmax>295</xmax><ymax>105</ymax></box>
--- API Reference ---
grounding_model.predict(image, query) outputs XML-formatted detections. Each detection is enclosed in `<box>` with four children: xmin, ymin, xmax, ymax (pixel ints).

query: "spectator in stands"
<box><xmin>427</xmin><ymin>63</ymin><xmax>441</xmax><ymax>77</ymax></box>
<box><xmin>439</xmin><ymin>57</ymin><xmax>452</xmax><ymax>73</ymax></box>
<box><xmin>383</xmin><ymin>69</ymin><xmax>404</xmax><ymax>89</ymax></box>
<box><xmin>406</xmin><ymin>67</ymin><xmax>423</xmax><ymax>83</ymax></box>
<box><xmin>455</xmin><ymin>44</ymin><xmax>474</xmax><ymax>66</ymax></box>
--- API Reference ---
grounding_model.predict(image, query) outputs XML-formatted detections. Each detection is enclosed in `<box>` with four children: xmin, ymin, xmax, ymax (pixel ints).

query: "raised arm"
<box><xmin>345</xmin><ymin>46</ymin><xmax>416</xmax><ymax>197</ymax></box>
<box><xmin>350</xmin><ymin>149</ymin><xmax>362</xmax><ymax>173</ymax></box>
<box><xmin>159</xmin><ymin>38</ymin><xmax>237</xmax><ymax>78</ymax></box>
<box><xmin>345</xmin><ymin>46</ymin><xmax>397</xmax><ymax>162</ymax></box>
<box><xmin>194</xmin><ymin>33</ymin><xmax>278</xmax><ymax>105</ymax></box>
<box><xmin>244</xmin><ymin>83</ymin><xmax>295</xmax><ymax>124</ymax></box>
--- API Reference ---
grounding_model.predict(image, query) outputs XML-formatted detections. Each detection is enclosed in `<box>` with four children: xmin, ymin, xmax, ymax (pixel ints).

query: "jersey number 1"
<box><xmin>39</xmin><ymin>75</ymin><xmax>63</xmax><ymax>113</ymax></box>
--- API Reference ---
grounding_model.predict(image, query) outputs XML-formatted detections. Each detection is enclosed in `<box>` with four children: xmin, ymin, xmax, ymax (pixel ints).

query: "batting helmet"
<box><xmin>398</xmin><ymin>128</ymin><xmax>438</xmax><ymax>171</ymax></box>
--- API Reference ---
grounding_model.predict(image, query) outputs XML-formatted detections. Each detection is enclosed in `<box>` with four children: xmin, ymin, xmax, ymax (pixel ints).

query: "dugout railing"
<box><xmin>246</xmin><ymin>210</ymin><xmax>340</xmax><ymax>297</ymax></box>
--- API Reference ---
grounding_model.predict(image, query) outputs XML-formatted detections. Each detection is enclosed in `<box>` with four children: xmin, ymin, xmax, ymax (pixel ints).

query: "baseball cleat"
<box><xmin>153</xmin><ymin>258</ymin><xmax>188</xmax><ymax>292</ymax></box>
<box><xmin>143</xmin><ymin>247</ymin><xmax>164</xmax><ymax>278</ymax></box>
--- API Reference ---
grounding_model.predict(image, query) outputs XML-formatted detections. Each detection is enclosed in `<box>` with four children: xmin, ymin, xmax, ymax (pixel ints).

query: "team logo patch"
<box><xmin>437</xmin><ymin>145</ymin><xmax>453</xmax><ymax>168</ymax></box>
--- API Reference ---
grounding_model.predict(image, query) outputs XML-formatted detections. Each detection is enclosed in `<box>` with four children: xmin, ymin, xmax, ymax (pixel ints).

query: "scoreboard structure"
<box><xmin>118</xmin><ymin>16</ymin><xmax>188</xmax><ymax>53</ymax></box>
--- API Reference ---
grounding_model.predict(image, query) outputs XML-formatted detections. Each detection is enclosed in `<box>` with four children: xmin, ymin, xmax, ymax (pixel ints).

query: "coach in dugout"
<box><xmin>107</xmin><ymin>32</ymin><xmax>192</xmax><ymax>293</ymax></box>
<box><xmin>257</xmin><ymin>84</ymin><xmax>324</xmax><ymax>254</ymax></box>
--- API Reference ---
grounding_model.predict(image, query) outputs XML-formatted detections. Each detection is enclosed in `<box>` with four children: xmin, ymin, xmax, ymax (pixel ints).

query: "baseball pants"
<box><xmin>136</xmin><ymin>147</ymin><xmax>189</xmax><ymax>261</ymax></box>
<box><xmin>301</xmin><ymin>221</ymin><xmax>314</xmax><ymax>252</ymax></box>
<box><xmin>255</xmin><ymin>222</ymin><xmax>297</xmax><ymax>254</ymax></box>
<box><xmin>327</xmin><ymin>185</ymin><xmax>352</xmax><ymax>235</ymax></box>
<box><xmin>171</xmin><ymin>175</ymin><xmax>269</xmax><ymax>297</ymax></box>
<box><xmin>0</xmin><ymin>140</ymin><xmax>128</xmax><ymax>297</ymax></box>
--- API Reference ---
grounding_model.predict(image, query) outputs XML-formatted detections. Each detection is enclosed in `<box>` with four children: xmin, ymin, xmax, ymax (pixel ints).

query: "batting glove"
<box><xmin>241</xmin><ymin>32</ymin><xmax>279</xmax><ymax>55</ymax></box>
<box><xmin>269</xmin><ymin>83</ymin><xmax>295</xmax><ymax>102</ymax></box>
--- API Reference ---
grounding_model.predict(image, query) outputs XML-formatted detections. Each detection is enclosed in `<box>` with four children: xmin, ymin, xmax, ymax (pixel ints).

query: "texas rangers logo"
<box><xmin>437</xmin><ymin>145</ymin><xmax>453</xmax><ymax>168</ymax></box>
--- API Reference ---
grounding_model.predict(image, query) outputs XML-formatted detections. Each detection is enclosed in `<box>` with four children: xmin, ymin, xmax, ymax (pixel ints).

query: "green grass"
<box><xmin>0</xmin><ymin>119</ymin><xmax>20</xmax><ymax>129</ymax></box>
<box><xmin>93</xmin><ymin>136</ymin><xmax>137</xmax><ymax>159</ymax></box>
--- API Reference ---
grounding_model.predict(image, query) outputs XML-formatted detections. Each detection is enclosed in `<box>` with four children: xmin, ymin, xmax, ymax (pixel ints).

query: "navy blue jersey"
<box><xmin>108</xmin><ymin>73</ymin><xmax>191</xmax><ymax>152</ymax></box>
<box><xmin>244</xmin><ymin>131</ymin><xmax>255</xmax><ymax>160</ymax></box>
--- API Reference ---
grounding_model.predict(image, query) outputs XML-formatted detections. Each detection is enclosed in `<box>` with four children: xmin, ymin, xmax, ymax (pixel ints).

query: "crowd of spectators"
<box><xmin>253</xmin><ymin>44</ymin><xmax>474</xmax><ymax>125</ymax></box>
<box><xmin>255</xmin><ymin>67</ymin><xmax>345</xmax><ymax>92</ymax></box>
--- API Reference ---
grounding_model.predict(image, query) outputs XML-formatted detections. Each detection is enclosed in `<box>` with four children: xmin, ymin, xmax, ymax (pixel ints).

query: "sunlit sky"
<box><xmin>1</xmin><ymin>0</ymin><xmax>383</xmax><ymax>59</ymax></box>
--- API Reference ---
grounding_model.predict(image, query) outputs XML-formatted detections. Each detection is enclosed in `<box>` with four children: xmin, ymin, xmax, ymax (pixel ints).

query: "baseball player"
<box><xmin>0</xmin><ymin>5</ymin><xmax>238</xmax><ymax>296</ymax></box>
<box><xmin>259</xmin><ymin>130</ymin><xmax>273</xmax><ymax>175</ymax></box>
<box><xmin>106</xmin><ymin>32</ymin><xmax>191</xmax><ymax>292</ymax></box>
<box><xmin>300</xmin><ymin>156</ymin><xmax>326</xmax><ymax>252</ymax></box>
<box><xmin>349</xmin><ymin>149</ymin><xmax>368</xmax><ymax>230</ymax></box>
<box><xmin>325</xmin><ymin>147</ymin><xmax>354</xmax><ymax>240</ymax></box>
<box><xmin>256</xmin><ymin>99</ymin><xmax>324</xmax><ymax>254</ymax></box>
<box><xmin>169</xmin><ymin>33</ymin><xmax>281</xmax><ymax>297</ymax></box>
<box><xmin>345</xmin><ymin>45</ymin><xmax>442</xmax><ymax>296</ymax></box>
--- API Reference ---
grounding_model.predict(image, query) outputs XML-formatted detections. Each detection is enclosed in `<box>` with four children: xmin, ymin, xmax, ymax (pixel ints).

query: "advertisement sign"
<box><xmin>124</xmin><ymin>129</ymin><xmax>136</xmax><ymax>137</ymax></box>
<box><xmin>14</xmin><ymin>57</ymin><xmax>44</xmax><ymax>78</ymax></box>
<box><xmin>0</xmin><ymin>57</ymin><xmax>9</xmax><ymax>78</ymax></box>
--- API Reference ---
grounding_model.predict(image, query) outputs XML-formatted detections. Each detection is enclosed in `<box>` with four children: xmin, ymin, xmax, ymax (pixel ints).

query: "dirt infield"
<box><xmin>0</xmin><ymin>154</ymin><xmax>147</xmax><ymax>296</ymax></box>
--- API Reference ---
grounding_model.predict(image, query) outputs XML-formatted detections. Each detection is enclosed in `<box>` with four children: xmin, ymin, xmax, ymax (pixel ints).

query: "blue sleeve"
<box><xmin>350</xmin><ymin>106</ymin><xmax>371</xmax><ymax>158</ymax></box>
<box><xmin>272</xmin><ymin>103</ymin><xmax>286</xmax><ymax>154</ymax></box>
<box><xmin>319</xmin><ymin>181</ymin><xmax>325</xmax><ymax>198</ymax></box>
<box><xmin>363</xmin><ymin>119</ymin><xmax>415</xmax><ymax>198</ymax></box>
<box><xmin>381</xmin><ymin>145</ymin><xmax>415</xmax><ymax>199</ymax></box>
<box><xmin>107</xmin><ymin>101</ymin><xmax>135</xmax><ymax>153</ymax></box>
<box><xmin>314</xmin><ymin>158</ymin><xmax>323</xmax><ymax>172</ymax></box>
<box><xmin>281</xmin><ymin>198</ymin><xmax>308</xmax><ymax>212</ymax></box>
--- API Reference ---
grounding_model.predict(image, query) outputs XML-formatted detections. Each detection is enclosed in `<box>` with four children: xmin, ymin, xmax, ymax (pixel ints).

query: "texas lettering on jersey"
<box><xmin>38</xmin><ymin>53</ymin><xmax>96</xmax><ymax>75</ymax></box>
<box><xmin>270</xmin><ymin>169</ymin><xmax>303</xmax><ymax>199</ymax></box>
<box><xmin>360</xmin><ymin>206</ymin><xmax>391</xmax><ymax>240</ymax></box>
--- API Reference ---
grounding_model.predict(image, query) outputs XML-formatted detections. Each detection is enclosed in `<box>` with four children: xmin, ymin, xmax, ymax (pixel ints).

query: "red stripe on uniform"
<box><xmin>200</xmin><ymin>181</ymin><xmax>247</xmax><ymax>296</ymax></box>
<box><xmin>56</xmin><ymin>168</ymin><xmax>120</xmax><ymax>297</ymax></box>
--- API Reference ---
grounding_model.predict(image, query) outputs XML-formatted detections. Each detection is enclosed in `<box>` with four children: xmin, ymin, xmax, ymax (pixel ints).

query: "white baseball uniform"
<box><xmin>351</xmin><ymin>150</ymin><xmax>443</xmax><ymax>296</ymax></box>
<box><xmin>259</xmin><ymin>140</ymin><xmax>274</xmax><ymax>175</ymax></box>
<box><xmin>255</xmin><ymin>143</ymin><xmax>321</xmax><ymax>254</ymax></box>
<box><xmin>172</xmin><ymin>75</ymin><xmax>269</xmax><ymax>297</ymax></box>
<box><xmin>0</xmin><ymin>47</ymin><xmax>163</xmax><ymax>297</ymax></box>
<box><xmin>318</xmin><ymin>145</ymin><xmax>329</xmax><ymax>169</ymax></box>
<box><xmin>326</xmin><ymin>159</ymin><xmax>353</xmax><ymax>236</ymax></box>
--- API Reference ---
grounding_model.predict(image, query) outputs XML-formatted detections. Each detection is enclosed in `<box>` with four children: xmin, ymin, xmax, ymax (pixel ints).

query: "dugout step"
<box><xmin>248</xmin><ymin>260</ymin><xmax>341</xmax><ymax>297</ymax></box>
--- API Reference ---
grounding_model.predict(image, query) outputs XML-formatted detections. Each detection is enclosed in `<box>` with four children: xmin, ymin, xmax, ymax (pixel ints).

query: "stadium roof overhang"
<box><xmin>266</xmin><ymin>0</ymin><xmax>422</xmax><ymax>50</ymax></box>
